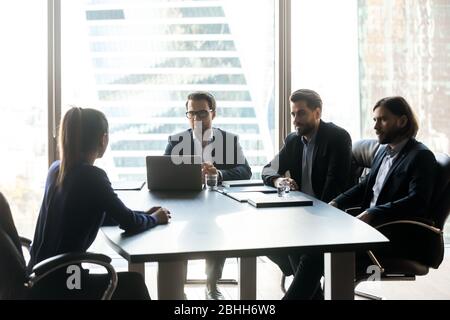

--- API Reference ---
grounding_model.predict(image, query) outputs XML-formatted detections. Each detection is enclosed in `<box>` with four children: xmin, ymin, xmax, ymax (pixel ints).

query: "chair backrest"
<box><xmin>0</xmin><ymin>192</ymin><xmax>22</xmax><ymax>253</ymax></box>
<box><xmin>351</xmin><ymin>141</ymin><xmax>450</xmax><ymax>273</ymax></box>
<box><xmin>352</xmin><ymin>140</ymin><xmax>450</xmax><ymax>228</ymax></box>
<box><xmin>0</xmin><ymin>192</ymin><xmax>27</xmax><ymax>299</ymax></box>
<box><xmin>429</xmin><ymin>153</ymin><xmax>450</xmax><ymax>230</ymax></box>
<box><xmin>350</xmin><ymin>139</ymin><xmax>379</xmax><ymax>186</ymax></box>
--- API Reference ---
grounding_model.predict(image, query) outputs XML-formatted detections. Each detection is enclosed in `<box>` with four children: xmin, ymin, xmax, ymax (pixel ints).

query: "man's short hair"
<box><xmin>185</xmin><ymin>91</ymin><xmax>216</xmax><ymax>112</ymax></box>
<box><xmin>290</xmin><ymin>89</ymin><xmax>322</xmax><ymax>111</ymax></box>
<box><xmin>373</xmin><ymin>96</ymin><xmax>419</xmax><ymax>138</ymax></box>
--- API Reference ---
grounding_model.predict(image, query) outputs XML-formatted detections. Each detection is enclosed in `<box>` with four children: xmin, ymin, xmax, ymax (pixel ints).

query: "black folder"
<box><xmin>221</xmin><ymin>179</ymin><xmax>264</xmax><ymax>187</ymax></box>
<box><xmin>247</xmin><ymin>194</ymin><xmax>313</xmax><ymax>208</ymax></box>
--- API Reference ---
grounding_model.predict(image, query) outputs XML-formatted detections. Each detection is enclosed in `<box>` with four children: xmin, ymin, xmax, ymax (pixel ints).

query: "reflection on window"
<box><xmin>358</xmin><ymin>0</ymin><xmax>450</xmax><ymax>244</ymax></box>
<box><xmin>86</xmin><ymin>9</ymin><xmax>125</xmax><ymax>20</ymax></box>
<box><xmin>89</xmin><ymin>24</ymin><xmax>231</xmax><ymax>36</ymax></box>
<box><xmin>95</xmin><ymin>74</ymin><xmax>247</xmax><ymax>85</ymax></box>
<box><xmin>97</xmin><ymin>90</ymin><xmax>252</xmax><ymax>101</ymax></box>
<box><xmin>90</xmin><ymin>40</ymin><xmax>237</xmax><ymax>52</ymax></box>
<box><xmin>292</xmin><ymin>0</ymin><xmax>450</xmax><ymax>244</ymax></box>
<box><xmin>87</xmin><ymin>6</ymin><xmax>226</xmax><ymax>20</ymax></box>
<box><xmin>62</xmin><ymin>0</ymin><xmax>275</xmax><ymax>181</ymax></box>
<box><xmin>93</xmin><ymin>57</ymin><xmax>242</xmax><ymax>68</ymax></box>
<box><xmin>358</xmin><ymin>0</ymin><xmax>450</xmax><ymax>156</ymax></box>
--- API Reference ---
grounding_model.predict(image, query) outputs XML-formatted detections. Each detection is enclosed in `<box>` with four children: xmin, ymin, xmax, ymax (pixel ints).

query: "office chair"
<box><xmin>350</xmin><ymin>140</ymin><xmax>450</xmax><ymax>300</ymax></box>
<box><xmin>0</xmin><ymin>192</ymin><xmax>118</xmax><ymax>300</ymax></box>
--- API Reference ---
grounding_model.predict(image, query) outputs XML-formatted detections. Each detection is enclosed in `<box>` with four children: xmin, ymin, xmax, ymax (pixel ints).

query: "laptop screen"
<box><xmin>146</xmin><ymin>155</ymin><xmax>202</xmax><ymax>191</ymax></box>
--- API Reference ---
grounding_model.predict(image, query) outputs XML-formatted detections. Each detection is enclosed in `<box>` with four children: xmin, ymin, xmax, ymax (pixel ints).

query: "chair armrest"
<box><xmin>375</xmin><ymin>220</ymin><xmax>444</xmax><ymax>269</ymax></box>
<box><xmin>29</xmin><ymin>252</ymin><xmax>118</xmax><ymax>300</ymax></box>
<box><xmin>366</xmin><ymin>250</ymin><xmax>385</xmax><ymax>274</ymax></box>
<box><xmin>20</xmin><ymin>236</ymin><xmax>32</xmax><ymax>252</ymax></box>
<box><xmin>376</xmin><ymin>219</ymin><xmax>439</xmax><ymax>231</ymax></box>
<box><xmin>31</xmin><ymin>252</ymin><xmax>112</xmax><ymax>276</ymax></box>
<box><xmin>345</xmin><ymin>207</ymin><xmax>363</xmax><ymax>216</ymax></box>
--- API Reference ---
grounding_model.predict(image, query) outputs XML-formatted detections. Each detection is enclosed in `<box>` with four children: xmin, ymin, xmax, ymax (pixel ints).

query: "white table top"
<box><xmin>102</xmin><ymin>189</ymin><xmax>388</xmax><ymax>263</ymax></box>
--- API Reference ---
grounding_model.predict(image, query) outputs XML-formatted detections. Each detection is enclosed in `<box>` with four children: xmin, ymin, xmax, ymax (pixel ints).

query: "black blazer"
<box><xmin>164</xmin><ymin>128</ymin><xmax>252</xmax><ymax>181</ymax></box>
<box><xmin>262</xmin><ymin>120</ymin><xmax>352</xmax><ymax>202</ymax></box>
<box><xmin>334</xmin><ymin>138</ymin><xmax>437</xmax><ymax>221</ymax></box>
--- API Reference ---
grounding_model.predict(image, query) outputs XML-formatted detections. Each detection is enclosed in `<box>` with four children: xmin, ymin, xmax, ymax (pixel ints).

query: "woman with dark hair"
<box><xmin>28</xmin><ymin>107</ymin><xmax>171</xmax><ymax>299</ymax></box>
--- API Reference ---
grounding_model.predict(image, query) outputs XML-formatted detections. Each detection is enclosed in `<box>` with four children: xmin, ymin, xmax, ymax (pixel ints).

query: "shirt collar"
<box><xmin>301</xmin><ymin>130</ymin><xmax>317</xmax><ymax>146</ymax></box>
<box><xmin>386</xmin><ymin>138</ymin><xmax>409</xmax><ymax>157</ymax></box>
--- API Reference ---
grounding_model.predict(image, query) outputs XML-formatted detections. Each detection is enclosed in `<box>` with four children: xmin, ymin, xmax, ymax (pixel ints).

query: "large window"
<box><xmin>61</xmin><ymin>0</ymin><xmax>276</xmax><ymax>181</ymax></box>
<box><xmin>291</xmin><ymin>0</ymin><xmax>360</xmax><ymax>139</ymax></box>
<box><xmin>358</xmin><ymin>0</ymin><xmax>450</xmax><ymax>242</ymax></box>
<box><xmin>3</xmin><ymin>0</ymin><xmax>449</xmax><ymax>243</ymax></box>
<box><xmin>0</xmin><ymin>1</ymin><xmax>48</xmax><ymax>238</ymax></box>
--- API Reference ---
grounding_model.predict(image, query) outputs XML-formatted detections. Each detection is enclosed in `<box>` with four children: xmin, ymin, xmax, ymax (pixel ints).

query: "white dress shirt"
<box><xmin>370</xmin><ymin>138</ymin><xmax>409</xmax><ymax>207</ymax></box>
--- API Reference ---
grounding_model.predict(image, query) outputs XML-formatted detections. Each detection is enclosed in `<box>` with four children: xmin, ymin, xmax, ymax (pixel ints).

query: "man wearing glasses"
<box><xmin>164</xmin><ymin>91</ymin><xmax>251</xmax><ymax>300</ymax></box>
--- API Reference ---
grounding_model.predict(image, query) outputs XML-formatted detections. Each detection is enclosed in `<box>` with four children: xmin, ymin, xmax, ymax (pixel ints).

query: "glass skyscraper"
<box><xmin>74</xmin><ymin>0</ymin><xmax>275</xmax><ymax>181</ymax></box>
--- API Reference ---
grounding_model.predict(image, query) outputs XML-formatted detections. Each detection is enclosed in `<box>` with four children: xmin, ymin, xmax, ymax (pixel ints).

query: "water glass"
<box><xmin>205</xmin><ymin>173</ymin><xmax>218</xmax><ymax>190</ymax></box>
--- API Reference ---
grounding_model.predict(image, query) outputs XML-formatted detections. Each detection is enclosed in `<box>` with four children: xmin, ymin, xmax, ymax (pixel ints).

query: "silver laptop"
<box><xmin>146</xmin><ymin>155</ymin><xmax>202</xmax><ymax>191</ymax></box>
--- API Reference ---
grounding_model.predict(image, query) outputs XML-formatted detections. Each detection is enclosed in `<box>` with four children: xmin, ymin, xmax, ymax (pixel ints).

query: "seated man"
<box><xmin>262</xmin><ymin>89</ymin><xmax>352</xmax><ymax>299</ymax></box>
<box><xmin>285</xmin><ymin>96</ymin><xmax>437</xmax><ymax>299</ymax></box>
<box><xmin>330</xmin><ymin>96</ymin><xmax>437</xmax><ymax>225</ymax></box>
<box><xmin>164</xmin><ymin>91</ymin><xmax>251</xmax><ymax>300</ymax></box>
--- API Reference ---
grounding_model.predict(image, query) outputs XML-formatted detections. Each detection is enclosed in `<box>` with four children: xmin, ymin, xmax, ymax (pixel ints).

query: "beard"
<box><xmin>295</xmin><ymin>122</ymin><xmax>316</xmax><ymax>137</ymax></box>
<box><xmin>376</xmin><ymin>127</ymin><xmax>403</xmax><ymax>144</ymax></box>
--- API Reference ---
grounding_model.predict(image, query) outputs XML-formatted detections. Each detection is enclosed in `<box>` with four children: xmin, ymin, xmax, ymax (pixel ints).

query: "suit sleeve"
<box><xmin>366</xmin><ymin>149</ymin><xmax>437</xmax><ymax>219</ymax></box>
<box><xmin>220</xmin><ymin>136</ymin><xmax>252</xmax><ymax>181</ymax></box>
<box><xmin>164</xmin><ymin>136</ymin><xmax>174</xmax><ymax>156</ymax></box>
<box><xmin>262</xmin><ymin>136</ymin><xmax>292</xmax><ymax>187</ymax></box>
<box><xmin>320</xmin><ymin>130</ymin><xmax>353</xmax><ymax>202</ymax></box>
<box><xmin>94</xmin><ymin>170</ymin><xmax>156</xmax><ymax>233</ymax></box>
<box><xmin>334</xmin><ymin>174</ymin><xmax>370</xmax><ymax>210</ymax></box>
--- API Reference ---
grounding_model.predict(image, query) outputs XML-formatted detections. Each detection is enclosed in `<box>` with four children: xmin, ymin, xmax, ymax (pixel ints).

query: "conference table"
<box><xmin>101</xmin><ymin>188</ymin><xmax>388</xmax><ymax>300</ymax></box>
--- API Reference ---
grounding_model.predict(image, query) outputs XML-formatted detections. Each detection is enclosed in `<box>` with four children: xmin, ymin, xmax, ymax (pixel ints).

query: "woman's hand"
<box><xmin>147</xmin><ymin>207</ymin><xmax>171</xmax><ymax>225</ymax></box>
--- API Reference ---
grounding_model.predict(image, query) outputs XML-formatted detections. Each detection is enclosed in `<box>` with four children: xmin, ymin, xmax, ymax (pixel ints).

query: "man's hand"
<box><xmin>273</xmin><ymin>177</ymin><xmax>299</xmax><ymax>191</ymax></box>
<box><xmin>357</xmin><ymin>211</ymin><xmax>373</xmax><ymax>224</ymax></box>
<box><xmin>202</xmin><ymin>162</ymin><xmax>218</xmax><ymax>176</ymax></box>
<box><xmin>147</xmin><ymin>207</ymin><xmax>171</xmax><ymax>225</ymax></box>
<box><xmin>328</xmin><ymin>200</ymin><xmax>339</xmax><ymax>208</ymax></box>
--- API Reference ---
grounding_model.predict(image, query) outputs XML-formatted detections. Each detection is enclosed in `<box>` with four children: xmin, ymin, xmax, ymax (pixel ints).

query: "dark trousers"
<box><xmin>271</xmin><ymin>251</ymin><xmax>377</xmax><ymax>300</ymax></box>
<box><xmin>205</xmin><ymin>257</ymin><xmax>226</xmax><ymax>284</ymax></box>
<box><xmin>184</xmin><ymin>257</ymin><xmax>226</xmax><ymax>285</ymax></box>
<box><xmin>267</xmin><ymin>254</ymin><xmax>295</xmax><ymax>276</ymax></box>
<box><xmin>283</xmin><ymin>253</ymin><xmax>324</xmax><ymax>300</ymax></box>
<box><xmin>268</xmin><ymin>253</ymin><xmax>324</xmax><ymax>300</ymax></box>
<box><xmin>28</xmin><ymin>271</ymin><xmax>150</xmax><ymax>300</ymax></box>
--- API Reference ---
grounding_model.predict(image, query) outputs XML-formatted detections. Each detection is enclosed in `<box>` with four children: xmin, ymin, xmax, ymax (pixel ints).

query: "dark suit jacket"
<box><xmin>262</xmin><ymin>120</ymin><xmax>352</xmax><ymax>202</ymax></box>
<box><xmin>334</xmin><ymin>138</ymin><xmax>437</xmax><ymax>222</ymax></box>
<box><xmin>164</xmin><ymin>128</ymin><xmax>252</xmax><ymax>181</ymax></box>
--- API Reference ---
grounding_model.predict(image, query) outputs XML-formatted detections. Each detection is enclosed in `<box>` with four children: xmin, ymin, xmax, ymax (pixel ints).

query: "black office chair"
<box><xmin>350</xmin><ymin>140</ymin><xmax>450</xmax><ymax>300</ymax></box>
<box><xmin>0</xmin><ymin>192</ymin><xmax>118</xmax><ymax>300</ymax></box>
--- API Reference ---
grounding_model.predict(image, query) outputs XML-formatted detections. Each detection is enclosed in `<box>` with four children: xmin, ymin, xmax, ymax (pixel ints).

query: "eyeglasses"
<box><xmin>290</xmin><ymin>110</ymin><xmax>307</xmax><ymax>118</ymax></box>
<box><xmin>185</xmin><ymin>110</ymin><xmax>212</xmax><ymax>119</ymax></box>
